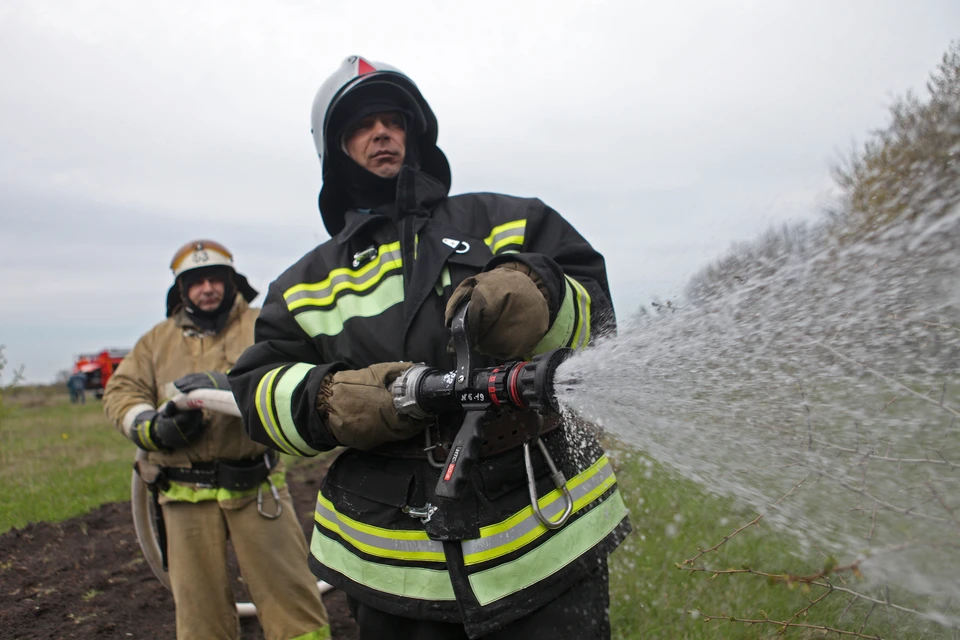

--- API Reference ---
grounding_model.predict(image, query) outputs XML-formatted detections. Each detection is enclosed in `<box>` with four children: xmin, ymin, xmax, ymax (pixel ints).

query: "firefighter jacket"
<box><xmin>104</xmin><ymin>295</ymin><xmax>279</xmax><ymax>504</ymax></box>
<box><xmin>230</xmin><ymin>168</ymin><xmax>632</xmax><ymax>637</ymax></box>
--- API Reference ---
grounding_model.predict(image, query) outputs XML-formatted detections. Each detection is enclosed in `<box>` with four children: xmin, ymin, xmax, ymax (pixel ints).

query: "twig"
<box><xmin>697</xmin><ymin>612</ymin><xmax>882</xmax><ymax>638</ymax></box>
<box><xmin>680</xmin><ymin>472</ymin><xmax>811</xmax><ymax>566</ymax></box>
<box><xmin>812</xmin><ymin>340</ymin><xmax>960</xmax><ymax>419</ymax></box>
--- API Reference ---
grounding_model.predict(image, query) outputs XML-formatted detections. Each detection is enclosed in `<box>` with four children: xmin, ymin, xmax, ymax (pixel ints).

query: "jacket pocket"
<box><xmin>323</xmin><ymin>452</ymin><xmax>415</xmax><ymax>524</ymax></box>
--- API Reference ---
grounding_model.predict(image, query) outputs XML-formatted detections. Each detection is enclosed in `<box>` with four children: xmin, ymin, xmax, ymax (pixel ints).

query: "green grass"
<box><xmin>1</xmin><ymin>392</ymin><xmax>956</xmax><ymax>638</ymax></box>
<box><xmin>607</xmin><ymin>449</ymin><xmax>957</xmax><ymax>639</ymax></box>
<box><xmin>0</xmin><ymin>392</ymin><xmax>132</xmax><ymax>532</ymax></box>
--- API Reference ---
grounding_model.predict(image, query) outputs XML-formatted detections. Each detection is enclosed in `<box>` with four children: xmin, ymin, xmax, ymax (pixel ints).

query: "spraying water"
<box><xmin>556</xmin><ymin>206</ymin><xmax>960</xmax><ymax>626</ymax></box>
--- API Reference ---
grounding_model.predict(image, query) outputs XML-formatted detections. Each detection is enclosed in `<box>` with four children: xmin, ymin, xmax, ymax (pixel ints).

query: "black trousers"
<box><xmin>346</xmin><ymin>562</ymin><xmax>611</xmax><ymax>640</ymax></box>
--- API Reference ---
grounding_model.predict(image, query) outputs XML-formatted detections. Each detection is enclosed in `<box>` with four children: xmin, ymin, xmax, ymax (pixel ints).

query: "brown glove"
<box><xmin>445</xmin><ymin>262</ymin><xmax>550</xmax><ymax>360</ymax></box>
<box><xmin>317</xmin><ymin>362</ymin><xmax>427</xmax><ymax>451</ymax></box>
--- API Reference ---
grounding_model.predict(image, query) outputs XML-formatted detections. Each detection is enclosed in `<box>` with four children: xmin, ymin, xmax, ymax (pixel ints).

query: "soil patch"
<box><xmin>0</xmin><ymin>460</ymin><xmax>359</xmax><ymax>639</ymax></box>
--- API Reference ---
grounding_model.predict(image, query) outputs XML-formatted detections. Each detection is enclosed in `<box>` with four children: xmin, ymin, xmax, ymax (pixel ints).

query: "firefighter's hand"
<box><xmin>172</xmin><ymin>371</ymin><xmax>231</xmax><ymax>393</ymax></box>
<box><xmin>445</xmin><ymin>262</ymin><xmax>549</xmax><ymax>360</ymax></box>
<box><xmin>131</xmin><ymin>405</ymin><xmax>205</xmax><ymax>451</ymax></box>
<box><xmin>317</xmin><ymin>362</ymin><xmax>428</xmax><ymax>451</ymax></box>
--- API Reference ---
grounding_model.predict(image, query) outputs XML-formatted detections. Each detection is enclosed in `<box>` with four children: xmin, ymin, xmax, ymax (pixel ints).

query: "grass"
<box><xmin>1</xmin><ymin>390</ymin><xmax>956</xmax><ymax>638</ymax></box>
<box><xmin>0</xmin><ymin>391</ymin><xmax>133</xmax><ymax>532</ymax></box>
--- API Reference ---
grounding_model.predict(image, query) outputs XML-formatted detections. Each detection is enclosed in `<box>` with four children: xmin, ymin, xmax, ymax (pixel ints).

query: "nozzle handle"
<box><xmin>435</xmin><ymin>411</ymin><xmax>487</xmax><ymax>500</ymax></box>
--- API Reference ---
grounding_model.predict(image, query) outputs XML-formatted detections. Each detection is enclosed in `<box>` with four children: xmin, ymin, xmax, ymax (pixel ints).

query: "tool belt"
<box><xmin>372</xmin><ymin>412</ymin><xmax>560</xmax><ymax>460</ymax></box>
<box><xmin>160</xmin><ymin>451</ymin><xmax>279</xmax><ymax>491</ymax></box>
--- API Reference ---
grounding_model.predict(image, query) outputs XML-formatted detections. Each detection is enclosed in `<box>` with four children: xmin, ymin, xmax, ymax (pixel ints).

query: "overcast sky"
<box><xmin>1</xmin><ymin>0</ymin><xmax>957</xmax><ymax>383</ymax></box>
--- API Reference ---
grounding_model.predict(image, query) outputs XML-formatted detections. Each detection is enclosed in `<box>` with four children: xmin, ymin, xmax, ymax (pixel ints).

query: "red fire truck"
<box><xmin>73</xmin><ymin>349</ymin><xmax>129</xmax><ymax>398</ymax></box>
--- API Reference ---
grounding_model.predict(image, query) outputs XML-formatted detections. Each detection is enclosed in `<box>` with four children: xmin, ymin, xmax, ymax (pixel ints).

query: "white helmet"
<box><xmin>310</xmin><ymin>56</ymin><xmax>450</xmax><ymax>234</ymax></box>
<box><xmin>165</xmin><ymin>239</ymin><xmax>257</xmax><ymax>317</ymax></box>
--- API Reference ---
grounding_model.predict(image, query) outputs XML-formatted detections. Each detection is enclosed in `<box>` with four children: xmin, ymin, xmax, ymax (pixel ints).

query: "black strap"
<box><xmin>162</xmin><ymin>453</ymin><xmax>277</xmax><ymax>492</ymax></box>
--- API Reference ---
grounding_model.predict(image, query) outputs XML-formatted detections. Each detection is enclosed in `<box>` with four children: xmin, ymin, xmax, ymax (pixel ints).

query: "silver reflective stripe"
<box><xmin>460</xmin><ymin>456</ymin><xmax>617</xmax><ymax>565</ymax></box>
<box><xmin>272</xmin><ymin>363</ymin><xmax>323</xmax><ymax>456</ymax></box>
<box><xmin>484</xmin><ymin>220</ymin><xmax>526</xmax><ymax>254</ymax></box>
<box><xmin>316</xmin><ymin>498</ymin><xmax>445</xmax><ymax>561</ymax></box>
<box><xmin>256</xmin><ymin>367</ymin><xmax>297</xmax><ymax>455</ymax></box>
<box><xmin>284</xmin><ymin>248</ymin><xmax>403</xmax><ymax>309</ymax></box>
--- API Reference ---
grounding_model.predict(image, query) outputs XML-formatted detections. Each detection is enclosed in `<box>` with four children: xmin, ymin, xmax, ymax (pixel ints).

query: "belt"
<box><xmin>372</xmin><ymin>412</ymin><xmax>560</xmax><ymax>460</ymax></box>
<box><xmin>162</xmin><ymin>451</ymin><xmax>279</xmax><ymax>492</ymax></box>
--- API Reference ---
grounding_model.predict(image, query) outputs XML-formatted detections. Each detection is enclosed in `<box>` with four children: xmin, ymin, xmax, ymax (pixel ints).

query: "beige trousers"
<box><xmin>162</xmin><ymin>488</ymin><xmax>328</xmax><ymax>640</ymax></box>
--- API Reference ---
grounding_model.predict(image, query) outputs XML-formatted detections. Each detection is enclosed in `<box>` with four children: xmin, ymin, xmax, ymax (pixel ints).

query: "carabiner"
<box><xmin>257</xmin><ymin>472</ymin><xmax>283</xmax><ymax>520</ymax></box>
<box><xmin>523</xmin><ymin>439</ymin><xmax>574</xmax><ymax>530</ymax></box>
<box><xmin>423</xmin><ymin>428</ymin><xmax>446</xmax><ymax>469</ymax></box>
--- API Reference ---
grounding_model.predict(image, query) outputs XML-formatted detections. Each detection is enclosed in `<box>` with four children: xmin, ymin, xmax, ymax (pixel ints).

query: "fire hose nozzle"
<box><xmin>390</xmin><ymin>348</ymin><xmax>574</xmax><ymax>417</ymax></box>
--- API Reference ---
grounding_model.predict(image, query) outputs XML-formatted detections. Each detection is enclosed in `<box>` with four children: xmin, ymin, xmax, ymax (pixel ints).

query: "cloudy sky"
<box><xmin>1</xmin><ymin>0</ymin><xmax>957</xmax><ymax>383</ymax></box>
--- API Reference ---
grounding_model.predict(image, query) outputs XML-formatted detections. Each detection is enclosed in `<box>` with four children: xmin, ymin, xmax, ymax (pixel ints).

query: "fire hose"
<box><xmin>130</xmin><ymin>389</ymin><xmax>333</xmax><ymax>618</ymax></box>
<box><xmin>391</xmin><ymin>301</ymin><xmax>576</xmax><ymax>528</ymax></box>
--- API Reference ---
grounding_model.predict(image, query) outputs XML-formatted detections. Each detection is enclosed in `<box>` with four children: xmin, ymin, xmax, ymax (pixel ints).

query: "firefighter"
<box><xmin>102</xmin><ymin>240</ymin><xmax>329</xmax><ymax>640</ymax></box>
<box><xmin>229</xmin><ymin>56</ymin><xmax>631</xmax><ymax>639</ymax></box>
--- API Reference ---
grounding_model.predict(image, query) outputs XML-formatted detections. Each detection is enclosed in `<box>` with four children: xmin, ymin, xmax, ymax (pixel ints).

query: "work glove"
<box><xmin>172</xmin><ymin>370</ymin><xmax>231</xmax><ymax>393</ymax></box>
<box><xmin>130</xmin><ymin>403</ymin><xmax>206</xmax><ymax>452</ymax></box>
<box><xmin>445</xmin><ymin>261</ymin><xmax>550</xmax><ymax>360</ymax></box>
<box><xmin>317</xmin><ymin>362</ymin><xmax>428</xmax><ymax>451</ymax></box>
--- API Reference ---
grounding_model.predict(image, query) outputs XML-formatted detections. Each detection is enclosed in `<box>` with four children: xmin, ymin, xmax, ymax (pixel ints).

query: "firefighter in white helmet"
<box><xmin>229</xmin><ymin>57</ymin><xmax>631</xmax><ymax>638</ymax></box>
<box><xmin>103</xmin><ymin>240</ymin><xmax>329</xmax><ymax>640</ymax></box>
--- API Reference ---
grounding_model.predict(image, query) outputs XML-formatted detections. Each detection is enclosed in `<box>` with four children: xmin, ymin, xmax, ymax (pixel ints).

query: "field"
<box><xmin>1</xmin><ymin>389</ymin><xmax>954</xmax><ymax>638</ymax></box>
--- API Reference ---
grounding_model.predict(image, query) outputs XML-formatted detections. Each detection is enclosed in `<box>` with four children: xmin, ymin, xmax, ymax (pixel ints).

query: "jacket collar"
<box><xmin>336</xmin><ymin>166</ymin><xmax>449</xmax><ymax>244</ymax></box>
<box><xmin>174</xmin><ymin>294</ymin><xmax>248</xmax><ymax>332</ymax></box>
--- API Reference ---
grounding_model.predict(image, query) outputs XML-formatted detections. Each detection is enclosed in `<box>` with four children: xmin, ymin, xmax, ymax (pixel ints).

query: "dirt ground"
<box><xmin>0</xmin><ymin>462</ymin><xmax>360</xmax><ymax>640</ymax></box>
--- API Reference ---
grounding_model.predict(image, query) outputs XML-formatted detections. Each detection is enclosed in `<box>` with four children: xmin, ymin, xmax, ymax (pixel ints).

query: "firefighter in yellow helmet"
<box><xmin>103</xmin><ymin>240</ymin><xmax>329</xmax><ymax>640</ymax></box>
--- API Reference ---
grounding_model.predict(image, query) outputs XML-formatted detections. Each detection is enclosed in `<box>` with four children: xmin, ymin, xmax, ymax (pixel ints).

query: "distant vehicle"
<box><xmin>73</xmin><ymin>349</ymin><xmax>129</xmax><ymax>399</ymax></box>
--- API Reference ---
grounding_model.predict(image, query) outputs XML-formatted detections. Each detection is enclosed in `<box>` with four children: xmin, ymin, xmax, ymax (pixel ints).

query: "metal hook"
<box><xmin>423</xmin><ymin>428</ymin><xmax>446</xmax><ymax>469</ymax></box>
<box><xmin>523</xmin><ymin>439</ymin><xmax>574</xmax><ymax>530</ymax></box>
<box><xmin>257</xmin><ymin>453</ymin><xmax>282</xmax><ymax>519</ymax></box>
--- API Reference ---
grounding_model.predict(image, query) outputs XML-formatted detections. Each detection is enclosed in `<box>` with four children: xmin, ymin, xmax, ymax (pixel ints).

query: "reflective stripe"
<box><xmin>532</xmin><ymin>280</ymin><xmax>575</xmax><ymax>354</ymax></box>
<box><xmin>315</xmin><ymin>494</ymin><xmax>445</xmax><ymax>562</ymax></box>
<box><xmin>293</xmin><ymin>274</ymin><xmax>404</xmax><ymax>338</ymax></box>
<box><xmin>284</xmin><ymin>243</ymin><xmax>402</xmax><ymax>311</ymax></box>
<box><xmin>467</xmin><ymin>489</ymin><xmax>629</xmax><ymax>606</ymax></box>
<box><xmin>566</xmin><ymin>276</ymin><xmax>591</xmax><ymax>349</ymax></box>
<box><xmin>256</xmin><ymin>367</ymin><xmax>320</xmax><ymax>456</ymax></box>
<box><xmin>461</xmin><ymin>455</ymin><xmax>616</xmax><ymax>565</ymax></box>
<box><xmin>485</xmin><ymin>220</ymin><xmax>526</xmax><ymax>254</ymax></box>
<box><xmin>291</xmin><ymin>626</ymin><xmax>330</xmax><ymax>640</ymax></box>
<box><xmin>255</xmin><ymin>367</ymin><xmax>294</xmax><ymax>455</ymax></box>
<box><xmin>122</xmin><ymin>402</ymin><xmax>155</xmax><ymax>437</ymax></box>
<box><xmin>311</xmin><ymin>530</ymin><xmax>456</xmax><ymax>601</ymax></box>
<box><xmin>162</xmin><ymin>471</ymin><xmax>288</xmax><ymax>502</ymax></box>
<box><xmin>274</xmin><ymin>363</ymin><xmax>323</xmax><ymax>456</ymax></box>
<box><xmin>434</xmin><ymin>266</ymin><xmax>451</xmax><ymax>296</ymax></box>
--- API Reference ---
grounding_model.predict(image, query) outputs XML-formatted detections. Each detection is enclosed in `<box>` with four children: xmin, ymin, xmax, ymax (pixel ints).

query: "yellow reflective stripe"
<box><xmin>293</xmin><ymin>274</ymin><xmax>404</xmax><ymax>338</ymax></box>
<box><xmin>284</xmin><ymin>242</ymin><xmax>402</xmax><ymax>311</ymax></box>
<box><xmin>290</xmin><ymin>626</ymin><xmax>330</xmax><ymax>640</ymax></box>
<box><xmin>532</xmin><ymin>280</ymin><xmax>575</xmax><ymax>355</ymax></box>
<box><xmin>462</xmin><ymin>456</ymin><xmax>616</xmax><ymax>565</ymax></box>
<box><xmin>315</xmin><ymin>494</ymin><xmax>445</xmax><ymax>562</ymax></box>
<box><xmin>434</xmin><ymin>266</ymin><xmax>451</xmax><ymax>296</ymax></box>
<box><xmin>485</xmin><ymin>220</ymin><xmax>526</xmax><ymax>254</ymax></box>
<box><xmin>255</xmin><ymin>367</ymin><xmax>299</xmax><ymax>455</ymax></box>
<box><xmin>468</xmin><ymin>489</ymin><xmax>628</xmax><ymax>606</ymax></box>
<box><xmin>311</xmin><ymin>530</ymin><xmax>456</xmax><ymax>601</ymax></box>
<box><xmin>161</xmin><ymin>471</ymin><xmax>287</xmax><ymax>502</ymax></box>
<box><xmin>566</xmin><ymin>276</ymin><xmax>591</xmax><ymax>349</ymax></box>
<box><xmin>274</xmin><ymin>363</ymin><xmax>322</xmax><ymax>456</ymax></box>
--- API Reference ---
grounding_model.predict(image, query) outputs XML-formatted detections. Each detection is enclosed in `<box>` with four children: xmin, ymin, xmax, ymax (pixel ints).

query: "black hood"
<box><xmin>319</xmin><ymin>141</ymin><xmax>450</xmax><ymax>237</ymax></box>
<box><xmin>166</xmin><ymin>269</ymin><xmax>258</xmax><ymax>318</ymax></box>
